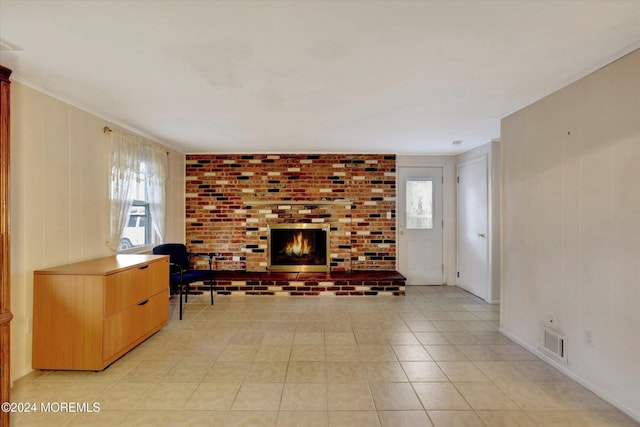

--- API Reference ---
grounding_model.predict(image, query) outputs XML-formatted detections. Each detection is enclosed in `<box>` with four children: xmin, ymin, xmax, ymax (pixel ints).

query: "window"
<box><xmin>118</xmin><ymin>202</ymin><xmax>151</xmax><ymax>250</ymax></box>
<box><xmin>406</xmin><ymin>179</ymin><xmax>433</xmax><ymax>229</ymax></box>
<box><xmin>117</xmin><ymin>164</ymin><xmax>152</xmax><ymax>251</ymax></box>
<box><xmin>107</xmin><ymin>129</ymin><xmax>167</xmax><ymax>252</ymax></box>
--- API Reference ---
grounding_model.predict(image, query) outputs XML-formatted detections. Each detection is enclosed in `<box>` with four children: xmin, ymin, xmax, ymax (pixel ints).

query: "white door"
<box><xmin>457</xmin><ymin>156</ymin><xmax>488</xmax><ymax>300</ymax></box>
<box><xmin>398</xmin><ymin>167</ymin><xmax>443</xmax><ymax>285</ymax></box>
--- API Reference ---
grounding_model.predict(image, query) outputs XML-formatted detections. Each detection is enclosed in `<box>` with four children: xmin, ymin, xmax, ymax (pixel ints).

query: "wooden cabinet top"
<box><xmin>34</xmin><ymin>254</ymin><xmax>169</xmax><ymax>276</ymax></box>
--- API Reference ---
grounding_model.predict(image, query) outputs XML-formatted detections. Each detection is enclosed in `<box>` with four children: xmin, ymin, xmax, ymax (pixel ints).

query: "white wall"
<box><xmin>397</xmin><ymin>155</ymin><xmax>457</xmax><ymax>285</ymax></box>
<box><xmin>10</xmin><ymin>81</ymin><xmax>185</xmax><ymax>381</ymax></box>
<box><xmin>501</xmin><ymin>49</ymin><xmax>640</xmax><ymax>419</ymax></box>
<box><xmin>456</xmin><ymin>141</ymin><xmax>501</xmax><ymax>303</ymax></box>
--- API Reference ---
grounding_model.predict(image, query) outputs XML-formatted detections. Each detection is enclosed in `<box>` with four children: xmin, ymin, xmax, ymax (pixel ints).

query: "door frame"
<box><xmin>455</xmin><ymin>141</ymin><xmax>501</xmax><ymax>304</ymax></box>
<box><xmin>396</xmin><ymin>156</ymin><xmax>456</xmax><ymax>286</ymax></box>
<box><xmin>398</xmin><ymin>166</ymin><xmax>444</xmax><ymax>285</ymax></box>
<box><xmin>456</xmin><ymin>154</ymin><xmax>490</xmax><ymax>300</ymax></box>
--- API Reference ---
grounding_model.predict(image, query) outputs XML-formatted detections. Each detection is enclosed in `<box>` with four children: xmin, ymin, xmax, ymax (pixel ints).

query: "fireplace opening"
<box><xmin>268</xmin><ymin>223</ymin><xmax>330</xmax><ymax>272</ymax></box>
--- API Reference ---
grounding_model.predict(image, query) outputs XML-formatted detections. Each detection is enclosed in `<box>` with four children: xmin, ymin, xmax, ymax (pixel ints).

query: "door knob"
<box><xmin>478</xmin><ymin>233</ymin><xmax>486</xmax><ymax>238</ymax></box>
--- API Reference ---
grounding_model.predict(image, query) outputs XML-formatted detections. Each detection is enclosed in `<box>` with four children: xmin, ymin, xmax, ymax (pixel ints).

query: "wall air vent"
<box><xmin>539</xmin><ymin>325</ymin><xmax>567</xmax><ymax>363</ymax></box>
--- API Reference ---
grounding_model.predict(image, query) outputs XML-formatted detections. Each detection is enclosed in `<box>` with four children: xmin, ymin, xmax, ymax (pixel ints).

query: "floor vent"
<box><xmin>539</xmin><ymin>325</ymin><xmax>567</xmax><ymax>363</ymax></box>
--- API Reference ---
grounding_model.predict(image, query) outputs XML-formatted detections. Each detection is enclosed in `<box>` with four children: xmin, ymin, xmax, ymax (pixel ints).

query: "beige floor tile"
<box><xmin>161</xmin><ymin>360</ymin><xmax>212</xmax><ymax>383</ymax></box>
<box><xmin>13</xmin><ymin>411</ymin><xmax>84</xmax><ymax>426</ymax></box>
<box><xmin>49</xmin><ymin>381</ymin><xmax>112</xmax><ymax>402</ymax></box>
<box><xmin>224</xmin><ymin>410</ymin><xmax>279</xmax><ymax>427</ymax></box>
<box><xmin>536</xmin><ymin>380</ymin><xmax>617</xmax><ymax>411</ymax></box>
<box><xmin>413</xmin><ymin>382</ymin><xmax>470</xmax><ymax>410</ymax></box>
<box><xmin>277</xmin><ymin>411</ymin><xmax>329</xmax><ymax>427</ymax></box>
<box><xmin>66</xmin><ymin>410</ymin><xmax>130</xmax><ymax>426</ymax></box>
<box><xmin>294</xmin><ymin>332</ymin><xmax>325</xmax><ymax>345</ymax></box>
<box><xmin>424</xmin><ymin>345</ymin><xmax>469</xmax><ymax>361</ymax></box>
<box><xmin>291</xmin><ymin>345</ymin><xmax>326</xmax><ymax>361</ymax></box>
<box><xmin>286</xmin><ymin>361</ymin><xmax>327</xmax><ymax>383</ymax></box>
<box><xmin>401</xmin><ymin>361</ymin><xmax>448</xmax><ymax>382</ymax></box>
<box><xmin>261</xmin><ymin>331</ymin><xmax>295</xmax><ymax>345</ymax></box>
<box><xmin>136</xmin><ymin>382</ymin><xmax>199</xmax><ymax>410</ymax></box>
<box><xmin>454</xmin><ymin>382</ymin><xmax>519</xmax><ymax>410</ymax></box>
<box><xmin>442</xmin><ymin>333</ymin><xmax>484</xmax><ymax>345</ymax></box>
<box><xmin>255</xmin><ymin>345</ymin><xmax>292</xmax><ymax>361</ymax></box>
<box><xmin>325</xmin><ymin>345</ymin><xmax>361</xmax><ymax>361</ymax></box>
<box><xmin>329</xmin><ymin>411</ymin><xmax>381</xmax><ymax>427</ymax></box>
<box><xmin>511</xmin><ymin>360</ymin><xmax>568</xmax><ymax>381</ymax></box>
<box><xmin>280</xmin><ymin>382</ymin><xmax>328</xmax><ymax>410</ymax></box>
<box><xmin>120</xmin><ymin>360</ymin><xmax>176</xmax><ymax>382</ymax></box>
<box><xmin>327</xmin><ymin>363</ymin><xmax>368</xmax><ymax>383</ymax></box>
<box><xmin>364</xmin><ymin>362</ymin><xmax>409</xmax><ymax>383</ymax></box>
<box><xmin>494</xmin><ymin>381</ymin><xmax>565</xmax><ymax>410</ymax></box>
<box><xmin>489</xmin><ymin>344</ymin><xmax>538</xmax><ymax>361</ymax></box>
<box><xmin>385</xmin><ymin>332</ymin><xmax>421</xmax><ymax>345</ymax></box>
<box><xmin>406</xmin><ymin>321</ymin><xmax>438</xmax><ymax>332</ymax></box>
<box><xmin>437</xmin><ymin>361</ymin><xmax>490</xmax><ymax>382</ymax></box>
<box><xmin>12</xmin><ymin>288</ymin><xmax>634</xmax><ymax>427</ymax></box>
<box><xmin>325</xmin><ymin>332</ymin><xmax>357</xmax><ymax>345</ymax></box>
<box><xmin>183</xmin><ymin>382</ymin><xmax>241</xmax><ymax>410</ymax></box>
<box><xmin>476</xmin><ymin>410</ymin><xmax>537</xmax><ymax>427</ymax></box>
<box><xmin>473</xmin><ymin>360</ymin><xmax>530</xmax><ymax>382</ymax></box>
<box><xmin>359</xmin><ymin>345</ymin><xmax>398</xmax><ymax>362</ymax></box>
<box><xmin>578</xmin><ymin>410</ymin><xmax>640</xmax><ymax>426</ymax></box>
<box><xmin>203</xmin><ymin>361</ymin><xmax>251</xmax><ymax>383</ymax></box>
<box><xmin>370</xmin><ymin>383</ymin><xmax>423</xmax><ymax>410</ymax></box>
<box><xmin>392</xmin><ymin>345</ymin><xmax>433</xmax><ymax>361</ymax></box>
<box><xmin>378</xmin><ymin>410</ymin><xmax>434</xmax><ymax>427</ymax></box>
<box><xmin>327</xmin><ymin>383</ymin><xmax>375</xmax><ymax>410</ymax></box>
<box><xmin>455</xmin><ymin>344</ymin><xmax>502</xmax><ymax>361</ymax></box>
<box><xmin>217</xmin><ymin>344</ymin><xmax>259</xmax><ymax>362</ymax></box>
<box><xmin>246</xmin><ymin>361</ymin><xmax>289</xmax><ymax>383</ymax></box>
<box><xmin>432</xmin><ymin>320</ymin><xmax>470</xmax><ymax>332</ymax></box>
<box><xmin>232</xmin><ymin>383</ymin><xmax>284</xmax><ymax>410</ymax></box>
<box><xmin>414</xmin><ymin>332</ymin><xmax>452</xmax><ymax>346</ymax></box>
<box><xmin>426</xmin><ymin>410</ymin><xmax>484</xmax><ymax>427</ymax></box>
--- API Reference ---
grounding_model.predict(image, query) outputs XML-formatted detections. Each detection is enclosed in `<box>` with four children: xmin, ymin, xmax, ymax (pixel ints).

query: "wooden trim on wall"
<box><xmin>0</xmin><ymin>64</ymin><xmax>13</xmax><ymax>427</ymax></box>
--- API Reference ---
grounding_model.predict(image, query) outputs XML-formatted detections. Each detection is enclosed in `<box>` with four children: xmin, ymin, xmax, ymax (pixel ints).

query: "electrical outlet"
<box><xmin>232</xmin><ymin>256</ymin><xmax>240</xmax><ymax>262</ymax></box>
<box><xmin>386</xmin><ymin>211</ymin><xmax>392</xmax><ymax>219</ymax></box>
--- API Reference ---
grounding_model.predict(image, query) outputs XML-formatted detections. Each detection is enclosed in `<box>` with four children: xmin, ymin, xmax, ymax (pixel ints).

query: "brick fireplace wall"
<box><xmin>185</xmin><ymin>154</ymin><xmax>396</xmax><ymax>272</ymax></box>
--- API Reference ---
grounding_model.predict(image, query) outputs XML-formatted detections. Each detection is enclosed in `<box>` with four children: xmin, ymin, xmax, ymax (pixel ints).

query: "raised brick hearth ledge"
<box><xmin>202</xmin><ymin>270</ymin><xmax>406</xmax><ymax>296</ymax></box>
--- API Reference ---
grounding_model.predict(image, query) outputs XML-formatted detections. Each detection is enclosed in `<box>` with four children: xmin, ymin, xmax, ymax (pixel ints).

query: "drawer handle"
<box><xmin>137</xmin><ymin>299</ymin><xmax>149</xmax><ymax>306</ymax></box>
<box><xmin>138</xmin><ymin>265</ymin><xmax>149</xmax><ymax>270</ymax></box>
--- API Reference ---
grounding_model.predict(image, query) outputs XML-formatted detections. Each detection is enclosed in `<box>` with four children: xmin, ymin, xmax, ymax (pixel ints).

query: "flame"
<box><xmin>284</xmin><ymin>232</ymin><xmax>312</xmax><ymax>257</ymax></box>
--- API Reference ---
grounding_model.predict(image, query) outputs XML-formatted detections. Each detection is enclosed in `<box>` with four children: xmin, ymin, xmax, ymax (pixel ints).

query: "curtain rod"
<box><xmin>103</xmin><ymin>126</ymin><xmax>169</xmax><ymax>155</ymax></box>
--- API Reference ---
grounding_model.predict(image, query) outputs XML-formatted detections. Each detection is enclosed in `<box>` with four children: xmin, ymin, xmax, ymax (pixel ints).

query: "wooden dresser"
<box><xmin>32</xmin><ymin>254</ymin><xmax>169</xmax><ymax>371</ymax></box>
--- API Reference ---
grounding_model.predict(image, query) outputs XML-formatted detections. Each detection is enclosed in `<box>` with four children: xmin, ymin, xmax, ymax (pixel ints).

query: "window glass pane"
<box><xmin>118</xmin><ymin>203</ymin><xmax>151</xmax><ymax>250</ymax></box>
<box><xmin>406</xmin><ymin>179</ymin><xmax>433</xmax><ymax>229</ymax></box>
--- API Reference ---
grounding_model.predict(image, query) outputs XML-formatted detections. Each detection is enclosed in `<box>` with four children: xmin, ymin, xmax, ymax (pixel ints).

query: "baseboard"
<box><xmin>10</xmin><ymin>367</ymin><xmax>34</xmax><ymax>388</ymax></box>
<box><xmin>499</xmin><ymin>327</ymin><xmax>640</xmax><ymax>423</ymax></box>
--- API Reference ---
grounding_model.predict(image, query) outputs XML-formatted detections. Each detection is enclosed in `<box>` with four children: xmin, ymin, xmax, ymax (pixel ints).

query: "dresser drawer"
<box><xmin>104</xmin><ymin>258</ymin><xmax>169</xmax><ymax>315</ymax></box>
<box><xmin>103</xmin><ymin>289</ymin><xmax>168</xmax><ymax>360</ymax></box>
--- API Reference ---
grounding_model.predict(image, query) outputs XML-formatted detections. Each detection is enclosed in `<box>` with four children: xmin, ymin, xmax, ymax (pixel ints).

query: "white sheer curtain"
<box><xmin>107</xmin><ymin>129</ymin><xmax>168</xmax><ymax>251</ymax></box>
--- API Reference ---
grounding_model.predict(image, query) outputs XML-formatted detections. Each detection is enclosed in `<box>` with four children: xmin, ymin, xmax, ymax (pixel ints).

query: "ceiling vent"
<box><xmin>539</xmin><ymin>325</ymin><xmax>567</xmax><ymax>363</ymax></box>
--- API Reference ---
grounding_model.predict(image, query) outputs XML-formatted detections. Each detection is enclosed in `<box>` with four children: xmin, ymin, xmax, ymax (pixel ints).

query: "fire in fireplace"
<box><xmin>268</xmin><ymin>223</ymin><xmax>330</xmax><ymax>272</ymax></box>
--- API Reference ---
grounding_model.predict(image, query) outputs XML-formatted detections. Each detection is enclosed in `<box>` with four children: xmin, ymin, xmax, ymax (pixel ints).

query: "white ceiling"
<box><xmin>1</xmin><ymin>1</ymin><xmax>639</xmax><ymax>154</ymax></box>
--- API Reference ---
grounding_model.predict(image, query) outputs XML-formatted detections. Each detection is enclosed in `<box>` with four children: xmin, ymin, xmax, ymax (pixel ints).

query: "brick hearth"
<box><xmin>193</xmin><ymin>271</ymin><xmax>406</xmax><ymax>296</ymax></box>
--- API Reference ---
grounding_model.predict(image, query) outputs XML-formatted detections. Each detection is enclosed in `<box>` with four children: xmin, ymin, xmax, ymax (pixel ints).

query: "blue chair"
<box><xmin>152</xmin><ymin>243</ymin><xmax>214</xmax><ymax>319</ymax></box>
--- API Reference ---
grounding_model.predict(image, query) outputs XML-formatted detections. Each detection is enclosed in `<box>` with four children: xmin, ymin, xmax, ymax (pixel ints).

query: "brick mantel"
<box><xmin>185</xmin><ymin>154</ymin><xmax>397</xmax><ymax>272</ymax></box>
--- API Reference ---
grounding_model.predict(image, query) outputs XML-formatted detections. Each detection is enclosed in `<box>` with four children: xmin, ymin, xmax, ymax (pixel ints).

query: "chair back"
<box><xmin>152</xmin><ymin>243</ymin><xmax>190</xmax><ymax>270</ymax></box>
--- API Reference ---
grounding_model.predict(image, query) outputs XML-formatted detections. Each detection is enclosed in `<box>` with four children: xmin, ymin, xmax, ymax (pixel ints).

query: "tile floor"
<box><xmin>10</xmin><ymin>286</ymin><xmax>639</xmax><ymax>426</ymax></box>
